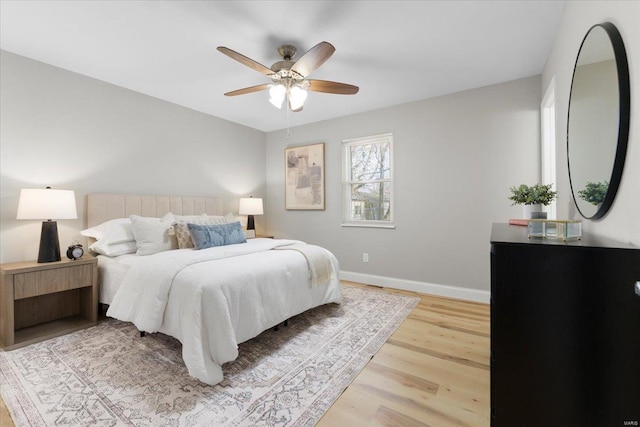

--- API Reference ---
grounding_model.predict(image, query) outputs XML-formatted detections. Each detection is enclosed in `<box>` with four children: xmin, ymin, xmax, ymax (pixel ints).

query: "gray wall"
<box><xmin>265</xmin><ymin>76</ymin><xmax>541</xmax><ymax>295</ymax></box>
<box><xmin>543</xmin><ymin>1</ymin><xmax>640</xmax><ymax>245</ymax></box>
<box><xmin>0</xmin><ymin>51</ymin><xmax>266</xmax><ymax>263</ymax></box>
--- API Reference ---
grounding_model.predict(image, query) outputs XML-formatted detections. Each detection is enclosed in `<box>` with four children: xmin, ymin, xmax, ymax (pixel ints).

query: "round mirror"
<box><xmin>567</xmin><ymin>22</ymin><xmax>630</xmax><ymax>220</ymax></box>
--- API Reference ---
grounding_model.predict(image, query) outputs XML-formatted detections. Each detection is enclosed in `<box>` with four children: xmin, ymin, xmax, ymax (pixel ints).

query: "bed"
<box><xmin>85</xmin><ymin>194</ymin><xmax>342</xmax><ymax>385</ymax></box>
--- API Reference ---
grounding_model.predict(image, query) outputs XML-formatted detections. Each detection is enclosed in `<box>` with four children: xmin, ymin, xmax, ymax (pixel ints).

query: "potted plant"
<box><xmin>578</xmin><ymin>181</ymin><xmax>608</xmax><ymax>206</ymax></box>
<box><xmin>509</xmin><ymin>183</ymin><xmax>557</xmax><ymax>218</ymax></box>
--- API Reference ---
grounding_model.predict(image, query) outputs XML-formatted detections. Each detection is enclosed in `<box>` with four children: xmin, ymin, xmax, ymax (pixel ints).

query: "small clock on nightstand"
<box><xmin>66</xmin><ymin>241</ymin><xmax>84</xmax><ymax>260</ymax></box>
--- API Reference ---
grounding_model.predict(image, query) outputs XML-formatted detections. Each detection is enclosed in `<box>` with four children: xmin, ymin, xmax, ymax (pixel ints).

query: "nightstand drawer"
<box><xmin>14</xmin><ymin>264</ymin><xmax>93</xmax><ymax>299</ymax></box>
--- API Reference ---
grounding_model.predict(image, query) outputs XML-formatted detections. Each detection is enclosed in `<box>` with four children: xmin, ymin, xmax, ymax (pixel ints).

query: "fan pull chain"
<box><xmin>286</xmin><ymin>104</ymin><xmax>291</xmax><ymax>140</ymax></box>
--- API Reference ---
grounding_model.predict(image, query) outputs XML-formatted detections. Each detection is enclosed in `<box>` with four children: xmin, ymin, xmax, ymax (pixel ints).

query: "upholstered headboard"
<box><xmin>87</xmin><ymin>194</ymin><xmax>227</xmax><ymax>228</ymax></box>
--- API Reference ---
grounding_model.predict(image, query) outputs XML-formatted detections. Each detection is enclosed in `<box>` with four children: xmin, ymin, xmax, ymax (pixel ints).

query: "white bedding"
<box><xmin>104</xmin><ymin>238</ymin><xmax>342</xmax><ymax>385</ymax></box>
<box><xmin>97</xmin><ymin>254</ymin><xmax>137</xmax><ymax>304</ymax></box>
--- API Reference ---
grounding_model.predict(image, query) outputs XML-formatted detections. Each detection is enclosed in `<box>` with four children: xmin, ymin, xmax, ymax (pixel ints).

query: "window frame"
<box><xmin>341</xmin><ymin>133</ymin><xmax>395</xmax><ymax>228</ymax></box>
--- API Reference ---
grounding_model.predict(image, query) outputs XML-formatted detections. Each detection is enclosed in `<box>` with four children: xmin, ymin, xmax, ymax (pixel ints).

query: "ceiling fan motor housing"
<box><xmin>277</xmin><ymin>45</ymin><xmax>297</xmax><ymax>60</ymax></box>
<box><xmin>270</xmin><ymin>60</ymin><xmax>297</xmax><ymax>76</ymax></box>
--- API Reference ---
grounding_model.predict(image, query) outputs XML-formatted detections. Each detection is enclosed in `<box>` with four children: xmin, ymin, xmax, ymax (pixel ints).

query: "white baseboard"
<box><xmin>340</xmin><ymin>271</ymin><xmax>490</xmax><ymax>304</ymax></box>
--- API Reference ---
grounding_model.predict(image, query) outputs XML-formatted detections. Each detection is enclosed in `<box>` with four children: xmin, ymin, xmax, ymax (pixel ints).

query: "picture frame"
<box><xmin>285</xmin><ymin>143</ymin><xmax>325</xmax><ymax>210</ymax></box>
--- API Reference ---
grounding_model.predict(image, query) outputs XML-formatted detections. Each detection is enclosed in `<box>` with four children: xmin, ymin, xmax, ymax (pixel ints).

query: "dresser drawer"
<box><xmin>14</xmin><ymin>264</ymin><xmax>93</xmax><ymax>299</ymax></box>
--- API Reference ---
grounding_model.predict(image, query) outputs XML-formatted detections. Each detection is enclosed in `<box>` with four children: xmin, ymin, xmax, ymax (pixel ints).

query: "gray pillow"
<box><xmin>188</xmin><ymin>221</ymin><xmax>247</xmax><ymax>249</ymax></box>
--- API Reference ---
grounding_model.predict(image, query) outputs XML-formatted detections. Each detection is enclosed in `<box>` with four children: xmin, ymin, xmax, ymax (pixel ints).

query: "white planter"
<box><xmin>522</xmin><ymin>204</ymin><xmax>545</xmax><ymax>219</ymax></box>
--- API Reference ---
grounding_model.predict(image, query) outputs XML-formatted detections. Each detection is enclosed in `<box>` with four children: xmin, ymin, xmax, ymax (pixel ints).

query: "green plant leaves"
<box><xmin>578</xmin><ymin>181</ymin><xmax>608</xmax><ymax>206</ymax></box>
<box><xmin>509</xmin><ymin>183</ymin><xmax>557</xmax><ymax>206</ymax></box>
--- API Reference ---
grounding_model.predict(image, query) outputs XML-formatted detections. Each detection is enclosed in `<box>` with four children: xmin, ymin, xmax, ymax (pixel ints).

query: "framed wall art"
<box><xmin>285</xmin><ymin>143</ymin><xmax>325</xmax><ymax>210</ymax></box>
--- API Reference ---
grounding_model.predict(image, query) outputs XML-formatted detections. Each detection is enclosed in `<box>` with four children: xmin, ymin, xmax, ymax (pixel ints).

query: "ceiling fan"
<box><xmin>217</xmin><ymin>41</ymin><xmax>359</xmax><ymax>112</ymax></box>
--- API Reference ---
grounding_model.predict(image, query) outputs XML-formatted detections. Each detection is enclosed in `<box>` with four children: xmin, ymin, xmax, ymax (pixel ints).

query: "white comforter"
<box><xmin>106</xmin><ymin>238</ymin><xmax>342</xmax><ymax>385</ymax></box>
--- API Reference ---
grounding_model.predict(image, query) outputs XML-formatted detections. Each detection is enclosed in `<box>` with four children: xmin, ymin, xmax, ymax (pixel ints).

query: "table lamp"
<box><xmin>238</xmin><ymin>197</ymin><xmax>263</xmax><ymax>232</ymax></box>
<box><xmin>17</xmin><ymin>187</ymin><xmax>78</xmax><ymax>263</ymax></box>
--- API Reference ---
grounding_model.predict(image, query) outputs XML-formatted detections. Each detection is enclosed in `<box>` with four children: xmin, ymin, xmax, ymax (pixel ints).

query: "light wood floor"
<box><xmin>319</xmin><ymin>282</ymin><xmax>490</xmax><ymax>426</ymax></box>
<box><xmin>1</xmin><ymin>282</ymin><xmax>490</xmax><ymax>427</ymax></box>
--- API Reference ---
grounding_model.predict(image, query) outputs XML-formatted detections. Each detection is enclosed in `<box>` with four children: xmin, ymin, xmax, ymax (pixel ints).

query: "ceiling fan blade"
<box><xmin>217</xmin><ymin>46</ymin><xmax>274</xmax><ymax>76</ymax></box>
<box><xmin>224</xmin><ymin>84</ymin><xmax>271</xmax><ymax>96</ymax></box>
<box><xmin>291</xmin><ymin>41</ymin><xmax>335</xmax><ymax>77</ymax></box>
<box><xmin>308</xmin><ymin>79</ymin><xmax>359</xmax><ymax>95</ymax></box>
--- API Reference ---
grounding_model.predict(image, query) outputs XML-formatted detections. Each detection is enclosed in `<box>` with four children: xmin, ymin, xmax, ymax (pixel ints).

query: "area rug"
<box><xmin>0</xmin><ymin>285</ymin><xmax>418</xmax><ymax>426</ymax></box>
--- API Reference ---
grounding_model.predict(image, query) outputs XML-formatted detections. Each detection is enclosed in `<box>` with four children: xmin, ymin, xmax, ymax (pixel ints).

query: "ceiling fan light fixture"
<box><xmin>269</xmin><ymin>84</ymin><xmax>286</xmax><ymax>109</ymax></box>
<box><xmin>288</xmin><ymin>85</ymin><xmax>307</xmax><ymax>111</ymax></box>
<box><xmin>219</xmin><ymin>42</ymin><xmax>358</xmax><ymax>112</ymax></box>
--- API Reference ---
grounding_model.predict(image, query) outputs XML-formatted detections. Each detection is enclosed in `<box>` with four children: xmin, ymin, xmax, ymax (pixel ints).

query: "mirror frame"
<box><xmin>567</xmin><ymin>22</ymin><xmax>630</xmax><ymax>220</ymax></box>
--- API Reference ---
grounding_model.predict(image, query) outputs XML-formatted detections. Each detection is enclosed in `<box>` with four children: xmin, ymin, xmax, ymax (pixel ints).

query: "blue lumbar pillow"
<box><xmin>187</xmin><ymin>221</ymin><xmax>247</xmax><ymax>249</ymax></box>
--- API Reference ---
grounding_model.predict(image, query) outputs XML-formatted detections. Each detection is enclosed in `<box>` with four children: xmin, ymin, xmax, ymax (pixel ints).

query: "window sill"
<box><xmin>341</xmin><ymin>222</ymin><xmax>396</xmax><ymax>229</ymax></box>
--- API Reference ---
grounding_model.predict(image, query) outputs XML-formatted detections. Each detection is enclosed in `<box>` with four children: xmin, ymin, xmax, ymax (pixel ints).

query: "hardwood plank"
<box><xmin>436</xmin><ymin>382</ymin><xmax>491</xmax><ymax>422</ymax></box>
<box><xmin>387</xmin><ymin>338</ymin><xmax>489</xmax><ymax>371</ymax></box>
<box><xmin>348</xmin><ymin>380</ymin><xmax>474</xmax><ymax>427</ymax></box>
<box><xmin>374</xmin><ymin>406</ymin><xmax>431</xmax><ymax>427</ymax></box>
<box><xmin>0</xmin><ymin>395</ymin><xmax>12</xmax><ymax>427</ymax></box>
<box><xmin>390</xmin><ymin>318</ymin><xmax>490</xmax><ymax>367</ymax></box>
<box><xmin>408</xmin><ymin>309</ymin><xmax>489</xmax><ymax>337</ymax></box>
<box><xmin>366</xmin><ymin>361</ymin><xmax>439</xmax><ymax>395</ymax></box>
<box><xmin>372</xmin><ymin>342</ymin><xmax>489</xmax><ymax>391</ymax></box>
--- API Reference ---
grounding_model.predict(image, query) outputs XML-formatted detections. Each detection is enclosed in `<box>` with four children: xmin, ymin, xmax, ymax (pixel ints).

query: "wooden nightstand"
<box><xmin>0</xmin><ymin>257</ymin><xmax>98</xmax><ymax>350</ymax></box>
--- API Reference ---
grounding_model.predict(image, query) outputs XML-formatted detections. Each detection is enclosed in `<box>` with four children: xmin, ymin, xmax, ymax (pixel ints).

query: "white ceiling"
<box><xmin>0</xmin><ymin>1</ymin><xmax>566</xmax><ymax>132</ymax></box>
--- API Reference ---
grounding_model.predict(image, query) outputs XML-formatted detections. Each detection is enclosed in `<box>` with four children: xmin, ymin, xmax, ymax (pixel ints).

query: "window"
<box><xmin>342</xmin><ymin>133</ymin><xmax>394</xmax><ymax>228</ymax></box>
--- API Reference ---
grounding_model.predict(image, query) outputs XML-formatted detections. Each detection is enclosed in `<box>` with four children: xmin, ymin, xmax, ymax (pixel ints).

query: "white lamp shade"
<box><xmin>238</xmin><ymin>197</ymin><xmax>264</xmax><ymax>215</ymax></box>
<box><xmin>17</xmin><ymin>188</ymin><xmax>78</xmax><ymax>220</ymax></box>
<box><xmin>269</xmin><ymin>84</ymin><xmax>286</xmax><ymax>109</ymax></box>
<box><xmin>289</xmin><ymin>85</ymin><xmax>307</xmax><ymax>111</ymax></box>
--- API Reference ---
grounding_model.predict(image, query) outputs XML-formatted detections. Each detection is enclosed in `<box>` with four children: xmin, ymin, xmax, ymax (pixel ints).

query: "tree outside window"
<box><xmin>342</xmin><ymin>133</ymin><xmax>394</xmax><ymax>227</ymax></box>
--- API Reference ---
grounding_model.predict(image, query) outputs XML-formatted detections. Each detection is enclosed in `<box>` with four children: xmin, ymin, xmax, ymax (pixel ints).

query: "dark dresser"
<box><xmin>490</xmin><ymin>223</ymin><xmax>640</xmax><ymax>426</ymax></box>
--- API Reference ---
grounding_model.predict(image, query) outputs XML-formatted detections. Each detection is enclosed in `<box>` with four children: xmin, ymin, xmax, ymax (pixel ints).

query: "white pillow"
<box><xmin>89</xmin><ymin>239</ymin><xmax>138</xmax><ymax>257</ymax></box>
<box><xmin>173</xmin><ymin>214</ymin><xmax>208</xmax><ymax>222</ymax></box>
<box><xmin>81</xmin><ymin>218</ymin><xmax>133</xmax><ymax>243</ymax></box>
<box><xmin>224</xmin><ymin>212</ymin><xmax>238</xmax><ymax>224</ymax></box>
<box><xmin>82</xmin><ymin>218</ymin><xmax>137</xmax><ymax>256</ymax></box>
<box><xmin>130</xmin><ymin>213</ymin><xmax>177</xmax><ymax>256</ymax></box>
<box><xmin>225</xmin><ymin>212</ymin><xmax>248</xmax><ymax>229</ymax></box>
<box><xmin>174</xmin><ymin>215</ymin><xmax>227</xmax><ymax>249</ymax></box>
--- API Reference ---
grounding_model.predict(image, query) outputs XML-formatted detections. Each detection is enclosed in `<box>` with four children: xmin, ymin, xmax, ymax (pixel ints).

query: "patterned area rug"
<box><xmin>0</xmin><ymin>285</ymin><xmax>418</xmax><ymax>426</ymax></box>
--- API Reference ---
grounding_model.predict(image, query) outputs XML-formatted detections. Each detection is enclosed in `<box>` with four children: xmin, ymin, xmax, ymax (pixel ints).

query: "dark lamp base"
<box><xmin>38</xmin><ymin>220</ymin><xmax>61</xmax><ymax>263</ymax></box>
<box><xmin>247</xmin><ymin>215</ymin><xmax>255</xmax><ymax>231</ymax></box>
